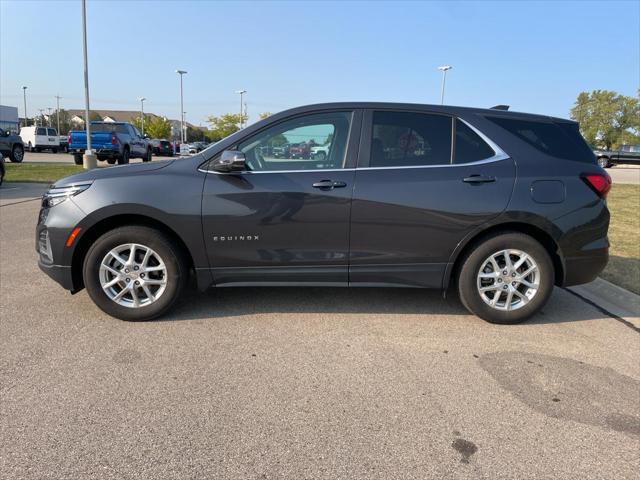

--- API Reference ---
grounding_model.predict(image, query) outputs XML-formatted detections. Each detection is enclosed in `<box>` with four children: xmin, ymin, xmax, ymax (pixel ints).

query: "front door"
<box><xmin>202</xmin><ymin>110</ymin><xmax>360</xmax><ymax>285</ymax></box>
<box><xmin>349</xmin><ymin>110</ymin><xmax>515</xmax><ymax>288</ymax></box>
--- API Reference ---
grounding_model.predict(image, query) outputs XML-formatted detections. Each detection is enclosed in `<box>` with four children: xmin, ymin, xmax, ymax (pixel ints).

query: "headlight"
<box><xmin>42</xmin><ymin>183</ymin><xmax>92</xmax><ymax>208</ymax></box>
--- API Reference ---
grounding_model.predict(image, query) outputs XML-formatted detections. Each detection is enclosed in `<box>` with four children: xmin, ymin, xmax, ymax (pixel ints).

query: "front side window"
<box><xmin>237</xmin><ymin>111</ymin><xmax>352</xmax><ymax>171</ymax></box>
<box><xmin>371</xmin><ymin>111</ymin><xmax>452</xmax><ymax>167</ymax></box>
<box><xmin>47</xmin><ymin>128</ymin><xmax>56</xmax><ymax>136</ymax></box>
<box><xmin>454</xmin><ymin>119</ymin><xmax>495</xmax><ymax>164</ymax></box>
<box><xmin>36</xmin><ymin>127</ymin><xmax>47</xmax><ymax>135</ymax></box>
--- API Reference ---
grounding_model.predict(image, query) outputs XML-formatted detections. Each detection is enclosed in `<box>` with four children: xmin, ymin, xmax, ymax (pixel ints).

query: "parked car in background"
<box><xmin>272</xmin><ymin>143</ymin><xmax>290</xmax><ymax>158</ymax></box>
<box><xmin>188</xmin><ymin>141</ymin><xmax>207</xmax><ymax>154</ymax></box>
<box><xmin>289</xmin><ymin>142</ymin><xmax>312</xmax><ymax>159</ymax></box>
<box><xmin>59</xmin><ymin>135</ymin><xmax>69</xmax><ymax>153</ymax></box>
<box><xmin>594</xmin><ymin>144</ymin><xmax>640</xmax><ymax>168</ymax></box>
<box><xmin>0</xmin><ymin>127</ymin><xmax>24</xmax><ymax>163</ymax></box>
<box><xmin>37</xmin><ymin>102</ymin><xmax>610</xmax><ymax>325</ymax></box>
<box><xmin>19</xmin><ymin>126</ymin><xmax>59</xmax><ymax>152</ymax></box>
<box><xmin>149</xmin><ymin>139</ymin><xmax>174</xmax><ymax>156</ymax></box>
<box><xmin>68</xmin><ymin>122</ymin><xmax>151</xmax><ymax>165</ymax></box>
<box><xmin>311</xmin><ymin>144</ymin><xmax>330</xmax><ymax>161</ymax></box>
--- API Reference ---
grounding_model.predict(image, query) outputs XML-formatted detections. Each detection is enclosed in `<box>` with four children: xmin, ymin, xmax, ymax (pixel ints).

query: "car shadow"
<box><xmin>160</xmin><ymin>285</ymin><xmax>610</xmax><ymax>325</ymax></box>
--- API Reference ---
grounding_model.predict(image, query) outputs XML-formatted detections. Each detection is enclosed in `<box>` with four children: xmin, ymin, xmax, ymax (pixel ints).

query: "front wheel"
<box><xmin>10</xmin><ymin>144</ymin><xmax>24</xmax><ymax>163</ymax></box>
<box><xmin>83</xmin><ymin>226</ymin><xmax>188</xmax><ymax>321</ymax></box>
<box><xmin>597</xmin><ymin>157</ymin><xmax>610</xmax><ymax>169</ymax></box>
<box><xmin>457</xmin><ymin>232</ymin><xmax>554</xmax><ymax>324</ymax></box>
<box><xmin>118</xmin><ymin>148</ymin><xmax>130</xmax><ymax>165</ymax></box>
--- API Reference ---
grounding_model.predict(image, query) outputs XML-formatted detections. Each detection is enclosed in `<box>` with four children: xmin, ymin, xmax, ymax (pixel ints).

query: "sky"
<box><xmin>1</xmin><ymin>0</ymin><xmax>638</xmax><ymax>127</ymax></box>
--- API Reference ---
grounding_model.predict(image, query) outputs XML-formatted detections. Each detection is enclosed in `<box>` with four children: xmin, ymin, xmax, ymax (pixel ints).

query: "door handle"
<box><xmin>463</xmin><ymin>174</ymin><xmax>496</xmax><ymax>184</ymax></box>
<box><xmin>312</xmin><ymin>180</ymin><xmax>347</xmax><ymax>189</ymax></box>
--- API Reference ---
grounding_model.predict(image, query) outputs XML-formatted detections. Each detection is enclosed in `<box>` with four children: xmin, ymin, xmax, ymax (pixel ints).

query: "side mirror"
<box><xmin>212</xmin><ymin>150</ymin><xmax>246</xmax><ymax>172</ymax></box>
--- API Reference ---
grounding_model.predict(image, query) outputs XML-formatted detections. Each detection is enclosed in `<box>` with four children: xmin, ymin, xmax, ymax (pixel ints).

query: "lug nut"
<box><xmin>135</xmin><ymin>280</ymin><xmax>140</xmax><ymax>286</ymax></box>
<box><xmin>125</xmin><ymin>269</ymin><xmax>129</xmax><ymax>273</ymax></box>
<box><xmin>503</xmin><ymin>270</ymin><xmax>508</xmax><ymax>275</ymax></box>
<box><xmin>134</xmin><ymin>266</ymin><xmax>139</xmax><ymax>271</ymax></box>
<box><xmin>497</xmin><ymin>278</ymin><xmax>503</xmax><ymax>283</ymax></box>
<box><xmin>503</xmin><ymin>285</ymin><xmax>508</xmax><ymax>290</ymax></box>
<box><xmin>512</xmin><ymin>282</ymin><xmax>516</xmax><ymax>286</ymax></box>
<box><xmin>125</xmin><ymin>278</ymin><xmax>130</xmax><ymax>283</ymax></box>
<box><xmin>512</xmin><ymin>272</ymin><xmax>516</xmax><ymax>277</ymax></box>
<box><xmin>140</xmin><ymin>273</ymin><xmax>145</xmax><ymax>278</ymax></box>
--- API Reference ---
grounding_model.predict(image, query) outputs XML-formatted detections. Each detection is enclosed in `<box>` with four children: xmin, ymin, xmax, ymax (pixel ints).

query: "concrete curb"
<box><xmin>568</xmin><ymin>277</ymin><xmax>640</xmax><ymax>329</ymax></box>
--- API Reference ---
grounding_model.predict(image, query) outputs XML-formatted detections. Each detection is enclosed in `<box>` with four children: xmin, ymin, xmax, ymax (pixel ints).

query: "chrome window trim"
<box><xmin>198</xmin><ymin>117</ymin><xmax>509</xmax><ymax>174</ymax></box>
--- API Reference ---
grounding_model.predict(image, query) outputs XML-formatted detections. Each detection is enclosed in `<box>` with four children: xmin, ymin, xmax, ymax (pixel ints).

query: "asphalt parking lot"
<box><xmin>1</xmin><ymin>183</ymin><xmax>639</xmax><ymax>479</ymax></box>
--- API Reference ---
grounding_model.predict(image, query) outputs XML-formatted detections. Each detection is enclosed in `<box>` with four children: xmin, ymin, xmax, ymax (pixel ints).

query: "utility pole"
<box><xmin>138</xmin><ymin>97</ymin><xmax>146</xmax><ymax>136</ymax></box>
<box><xmin>176</xmin><ymin>70</ymin><xmax>187</xmax><ymax>143</ymax></box>
<box><xmin>47</xmin><ymin>107</ymin><xmax>53</xmax><ymax>127</ymax></box>
<box><xmin>81</xmin><ymin>0</ymin><xmax>96</xmax><ymax>168</ymax></box>
<box><xmin>235</xmin><ymin>90</ymin><xmax>246</xmax><ymax>128</ymax></box>
<box><xmin>38</xmin><ymin>109</ymin><xmax>44</xmax><ymax>126</ymax></box>
<box><xmin>437</xmin><ymin>65</ymin><xmax>452</xmax><ymax>105</ymax></box>
<box><xmin>55</xmin><ymin>95</ymin><xmax>62</xmax><ymax>134</ymax></box>
<box><xmin>22</xmin><ymin>86</ymin><xmax>28</xmax><ymax>127</ymax></box>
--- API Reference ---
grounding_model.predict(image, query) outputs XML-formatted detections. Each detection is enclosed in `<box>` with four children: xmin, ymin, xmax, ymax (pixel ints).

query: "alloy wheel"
<box><xmin>99</xmin><ymin>243</ymin><xmax>167</xmax><ymax>308</ymax></box>
<box><xmin>476</xmin><ymin>249</ymin><xmax>539</xmax><ymax>311</ymax></box>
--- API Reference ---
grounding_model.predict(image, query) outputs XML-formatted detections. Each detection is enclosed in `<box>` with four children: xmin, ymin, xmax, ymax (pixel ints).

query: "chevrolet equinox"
<box><xmin>37</xmin><ymin>103</ymin><xmax>611</xmax><ymax>324</ymax></box>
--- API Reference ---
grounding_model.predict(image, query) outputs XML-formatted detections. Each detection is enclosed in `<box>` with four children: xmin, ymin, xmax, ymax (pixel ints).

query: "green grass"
<box><xmin>3</xmin><ymin>163</ymin><xmax>86</xmax><ymax>183</ymax></box>
<box><xmin>601</xmin><ymin>183</ymin><xmax>640</xmax><ymax>294</ymax></box>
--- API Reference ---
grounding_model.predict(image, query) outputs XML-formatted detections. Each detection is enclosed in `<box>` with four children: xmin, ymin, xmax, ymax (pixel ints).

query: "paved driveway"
<box><xmin>1</xmin><ymin>183</ymin><xmax>639</xmax><ymax>479</ymax></box>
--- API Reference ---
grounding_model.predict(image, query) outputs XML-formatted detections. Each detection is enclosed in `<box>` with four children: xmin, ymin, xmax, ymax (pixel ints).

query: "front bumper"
<box><xmin>38</xmin><ymin>260</ymin><xmax>75</xmax><ymax>291</ymax></box>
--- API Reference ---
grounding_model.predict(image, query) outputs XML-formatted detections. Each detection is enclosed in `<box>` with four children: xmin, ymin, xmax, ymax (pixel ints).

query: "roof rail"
<box><xmin>490</xmin><ymin>105</ymin><xmax>510</xmax><ymax>111</ymax></box>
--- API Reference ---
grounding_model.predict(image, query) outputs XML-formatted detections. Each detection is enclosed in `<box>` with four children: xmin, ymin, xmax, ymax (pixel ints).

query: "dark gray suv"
<box><xmin>36</xmin><ymin>103</ymin><xmax>611</xmax><ymax>324</ymax></box>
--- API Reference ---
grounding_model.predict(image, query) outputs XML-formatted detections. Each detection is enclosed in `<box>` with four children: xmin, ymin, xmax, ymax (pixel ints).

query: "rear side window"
<box><xmin>371</xmin><ymin>111</ymin><xmax>452</xmax><ymax>167</ymax></box>
<box><xmin>487</xmin><ymin>116</ymin><xmax>594</xmax><ymax>163</ymax></box>
<box><xmin>454</xmin><ymin>119</ymin><xmax>495</xmax><ymax>164</ymax></box>
<box><xmin>91</xmin><ymin>123</ymin><xmax>128</xmax><ymax>134</ymax></box>
<box><xmin>47</xmin><ymin>128</ymin><xmax>56</xmax><ymax>136</ymax></box>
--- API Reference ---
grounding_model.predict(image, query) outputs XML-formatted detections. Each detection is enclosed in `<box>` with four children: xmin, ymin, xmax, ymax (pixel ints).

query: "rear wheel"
<box><xmin>457</xmin><ymin>232</ymin><xmax>554</xmax><ymax>324</ymax></box>
<box><xmin>52</xmin><ymin>148</ymin><xmax>58</xmax><ymax>154</ymax></box>
<box><xmin>118</xmin><ymin>148</ymin><xmax>130</xmax><ymax>165</ymax></box>
<box><xmin>106</xmin><ymin>158</ymin><xmax>117</xmax><ymax>165</ymax></box>
<box><xmin>83</xmin><ymin>226</ymin><xmax>188</xmax><ymax>321</ymax></box>
<box><xmin>10</xmin><ymin>144</ymin><xmax>24</xmax><ymax>163</ymax></box>
<box><xmin>597</xmin><ymin>157</ymin><xmax>610</xmax><ymax>168</ymax></box>
<box><xmin>73</xmin><ymin>154</ymin><xmax>83</xmax><ymax>165</ymax></box>
<box><xmin>143</xmin><ymin>148</ymin><xmax>152</xmax><ymax>162</ymax></box>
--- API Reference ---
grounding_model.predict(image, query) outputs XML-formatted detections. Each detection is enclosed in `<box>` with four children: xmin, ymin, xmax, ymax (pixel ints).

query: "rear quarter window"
<box><xmin>486</xmin><ymin>116</ymin><xmax>595</xmax><ymax>163</ymax></box>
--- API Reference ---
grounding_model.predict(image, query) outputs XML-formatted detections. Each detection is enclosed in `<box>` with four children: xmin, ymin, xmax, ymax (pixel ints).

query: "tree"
<box><xmin>258</xmin><ymin>112</ymin><xmax>272</xmax><ymax>120</ymax></box>
<box><xmin>132</xmin><ymin>115</ymin><xmax>172</xmax><ymax>139</ymax></box>
<box><xmin>570</xmin><ymin>90</ymin><xmax>640</xmax><ymax>149</ymax></box>
<box><xmin>205</xmin><ymin>113</ymin><xmax>248</xmax><ymax>141</ymax></box>
<box><xmin>89</xmin><ymin>111</ymin><xmax>103</xmax><ymax>122</ymax></box>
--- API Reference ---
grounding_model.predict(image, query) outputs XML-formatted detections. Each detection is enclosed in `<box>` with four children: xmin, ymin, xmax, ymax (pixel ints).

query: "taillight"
<box><xmin>67</xmin><ymin>133</ymin><xmax>71</xmax><ymax>145</ymax></box>
<box><xmin>111</xmin><ymin>132</ymin><xmax>118</xmax><ymax>145</ymax></box>
<box><xmin>582</xmin><ymin>172</ymin><xmax>612</xmax><ymax>198</ymax></box>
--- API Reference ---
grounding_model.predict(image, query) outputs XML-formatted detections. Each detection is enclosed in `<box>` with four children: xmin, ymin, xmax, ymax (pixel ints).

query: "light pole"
<box><xmin>22</xmin><ymin>86</ymin><xmax>28</xmax><ymax>127</ymax></box>
<box><xmin>38</xmin><ymin>109</ymin><xmax>44</xmax><ymax>126</ymax></box>
<box><xmin>138</xmin><ymin>97</ymin><xmax>146</xmax><ymax>136</ymax></box>
<box><xmin>81</xmin><ymin>0</ymin><xmax>96</xmax><ymax>169</ymax></box>
<box><xmin>235</xmin><ymin>90</ymin><xmax>246</xmax><ymax>128</ymax></box>
<box><xmin>438</xmin><ymin>65</ymin><xmax>452</xmax><ymax>105</ymax></box>
<box><xmin>55</xmin><ymin>95</ymin><xmax>62</xmax><ymax>134</ymax></box>
<box><xmin>176</xmin><ymin>70</ymin><xmax>187</xmax><ymax>143</ymax></box>
<box><xmin>47</xmin><ymin>107</ymin><xmax>53</xmax><ymax>127</ymax></box>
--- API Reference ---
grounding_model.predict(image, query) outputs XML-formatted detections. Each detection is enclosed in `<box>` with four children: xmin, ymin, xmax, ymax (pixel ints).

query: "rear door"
<box><xmin>46</xmin><ymin>128</ymin><xmax>58</xmax><ymax>148</ymax></box>
<box><xmin>201</xmin><ymin>110</ymin><xmax>360</xmax><ymax>285</ymax></box>
<box><xmin>349</xmin><ymin>110</ymin><xmax>515</xmax><ymax>287</ymax></box>
<box><xmin>35</xmin><ymin>127</ymin><xmax>47</xmax><ymax>147</ymax></box>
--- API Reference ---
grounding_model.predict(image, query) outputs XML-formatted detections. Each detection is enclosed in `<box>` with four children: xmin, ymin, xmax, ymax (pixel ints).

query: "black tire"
<box><xmin>28</xmin><ymin>142</ymin><xmax>35</xmax><ymax>152</ymax></box>
<box><xmin>52</xmin><ymin>148</ymin><xmax>58</xmax><ymax>154</ymax></box>
<box><xmin>457</xmin><ymin>232</ymin><xmax>554</xmax><ymax>324</ymax></box>
<box><xmin>82</xmin><ymin>226</ymin><xmax>188</xmax><ymax>321</ymax></box>
<box><xmin>73</xmin><ymin>154</ymin><xmax>83</xmax><ymax>165</ymax></box>
<box><xmin>118</xmin><ymin>148</ymin><xmax>130</xmax><ymax>165</ymax></box>
<box><xmin>106</xmin><ymin>158</ymin><xmax>117</xmax><ymax>165</ymax></box>
<box><xmin>10</xmin><ymin>144</ymin><xmax>24</xmax><ymax>163</ymax></box>
<box><xmin>597</xmin><ymin>157</ymin><xmax>610</xmax><ymax>169</ymax></box>
<box><xmin>143</xmin><ymin>148</ymin><xmax>152</xmax><ymax>162</ymax></box>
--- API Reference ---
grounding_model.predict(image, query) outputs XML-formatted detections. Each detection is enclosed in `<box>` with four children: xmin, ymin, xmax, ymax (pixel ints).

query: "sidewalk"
<box><xmin>568</xmin><ymin>277</ymin><xmax>640</xmax><ymax>329</ymax></box>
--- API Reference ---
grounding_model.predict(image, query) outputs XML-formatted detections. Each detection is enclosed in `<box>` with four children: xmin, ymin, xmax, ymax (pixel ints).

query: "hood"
<box><xmin>53</xmin><ymin>160</ymin><xmax>174</xmax><ymax>187</ymax></box>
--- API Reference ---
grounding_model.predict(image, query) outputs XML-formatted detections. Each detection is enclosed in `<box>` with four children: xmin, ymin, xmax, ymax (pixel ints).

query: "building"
<box><xmin>0</xmin><ymin>105</ymin><xmax>19</xmax><ymax>133</ymax></box>
<box><xmin>65</xmin><ymin>109</ymin><xmax>164</xmax><ymax>127</ymax></box>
